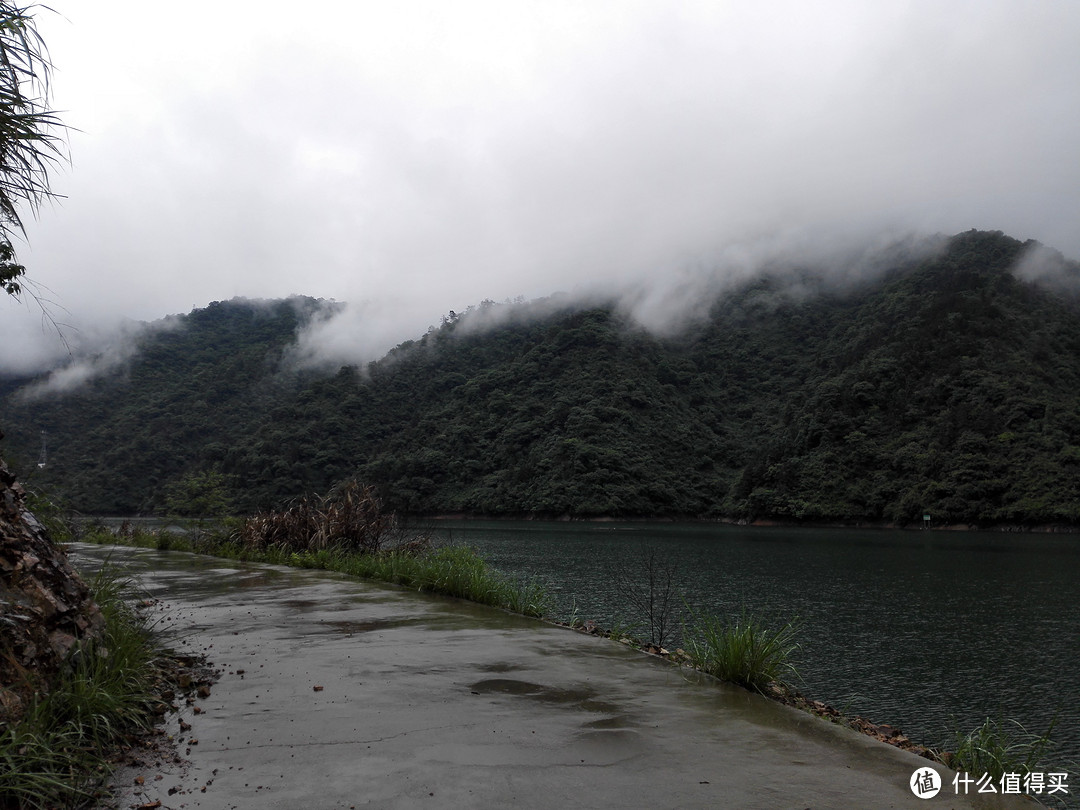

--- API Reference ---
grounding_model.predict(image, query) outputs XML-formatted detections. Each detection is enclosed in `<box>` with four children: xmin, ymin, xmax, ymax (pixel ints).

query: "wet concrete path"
<box><xmin>70</xmin><ymin>544</ymin><xmax>1033</xmax><ymax>810</ymax></box>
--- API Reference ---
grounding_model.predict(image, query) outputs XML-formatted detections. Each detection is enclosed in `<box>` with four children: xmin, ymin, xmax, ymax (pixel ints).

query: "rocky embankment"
<box><xmin>0</xmin><ymin>449</ymin><xmax>104</xmax><ymax>723</ymax></box>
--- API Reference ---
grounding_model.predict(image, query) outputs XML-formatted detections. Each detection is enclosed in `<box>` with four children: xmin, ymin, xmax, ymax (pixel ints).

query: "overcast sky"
<box><xmin>2</xmin><ymin>0</ymin><xmax>1078</xmax><ymax>373</ymax></box>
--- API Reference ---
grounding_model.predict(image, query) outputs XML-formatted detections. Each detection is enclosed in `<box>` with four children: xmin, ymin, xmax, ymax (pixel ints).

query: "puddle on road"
<box><xmin>468</xmin><ymin>678</ymin><xmax>641</xmax><ymax>748</ymax></box>
<box><xmin>573</xmin><ymin>729</ymin><xmax>642</xmax><ymax>746</ymax></box>
<box><xmin>313</xmin><ymin>618</ymin><xmax>413</xmax><ymax>635</ymax></box>
<box><xmin>281</xmin><ymin>598</ymin><xmax>320</xmax><ymax>610</ymax></box>
<box><xmin>475</xmin><ymin>662</ymin><xmax>521</xmax><ymax>674</ymax></box>
<box><xmin>469</xmin><ymin>678</ymin><xmax>622</xmax><ymax>715</ymax></box>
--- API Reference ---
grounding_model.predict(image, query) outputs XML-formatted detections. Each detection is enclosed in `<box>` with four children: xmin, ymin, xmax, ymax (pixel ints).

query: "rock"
<box><xmin>48</xmin><ymin>629</ymin><xmax>77</xmax><ymax>658</ymax></box>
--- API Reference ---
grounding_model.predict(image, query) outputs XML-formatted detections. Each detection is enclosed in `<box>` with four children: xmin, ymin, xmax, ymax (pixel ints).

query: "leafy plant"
<box><xmin>0</xmin><ymin>722</ymin><xmax>95</xmax><ymax>809</ymax></box>
<box><xmin>566</xmin><ymin>597</ymin><xmax>581</xmax><ymax>629</ymax></box>
<box><xmin>0</xmin><ymin>0</ymin><xmax>66</xmax><ymax>298</ymax></box>
<box><xmin>683</xmin><ymin>611</ymin><xmax>800</xmax><ymax>693</ymax></box>
<box><xmin>946</xmin><ymin>717</ymin><xmax>1059</xmax><ymax>782</ymax></box>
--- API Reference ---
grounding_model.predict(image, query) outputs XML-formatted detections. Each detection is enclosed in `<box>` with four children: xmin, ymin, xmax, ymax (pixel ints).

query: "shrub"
<box><xmin>683</xmin><ymin>612</ymin><xmax>800</xmax><ymax>693</ymax></box>
<box><xmin>612</xmin><ymin>544</ymin><xmax>683</xmax><ymax>649</ymax></box>
<box><xmin>238</xmin><ymin>480</ymin><xmax>398</xmax><ymax>554</ymax></box>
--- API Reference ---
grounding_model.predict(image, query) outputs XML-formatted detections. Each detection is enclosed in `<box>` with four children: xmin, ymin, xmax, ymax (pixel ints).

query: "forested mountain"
<box><xmin>4</xmin><ymin>230</ymin><xmax>1080</xmax><ymax>526</ymax></box>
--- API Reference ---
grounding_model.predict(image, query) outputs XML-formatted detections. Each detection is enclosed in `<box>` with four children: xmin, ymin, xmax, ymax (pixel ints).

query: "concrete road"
<box><xmin>70</xmin><ymin>544</ymin><xmax>1036</xmax><ymax>810</ymax></box>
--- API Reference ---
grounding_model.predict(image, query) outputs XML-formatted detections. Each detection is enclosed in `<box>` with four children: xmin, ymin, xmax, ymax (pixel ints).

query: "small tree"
<box><xmin>163</xmin><ymin>470</ymin><xmax>234</xmax><ymax>518</ymax></box>
<box><xmin>612</xmin><ymin>544</ymin><xmax>683</xmax><ymax>649</ymax></box>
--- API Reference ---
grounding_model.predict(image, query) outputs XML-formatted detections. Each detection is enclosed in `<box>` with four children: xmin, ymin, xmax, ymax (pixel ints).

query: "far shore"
<box><xmin>421</xmin><ymin>512</ymin><xmax>1080</xmax><ymax>535</ymax></box>
<box><xmin>79</xmin><ymin>512</ymin><xmax>1080</xmax><ymax>536</ymax></box>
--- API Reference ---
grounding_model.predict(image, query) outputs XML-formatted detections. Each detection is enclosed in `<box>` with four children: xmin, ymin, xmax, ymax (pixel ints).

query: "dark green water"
<box><xmin>432</xmin><ymin>520</ymin><xmax>1080</xmax><ymax>780</ymax></box>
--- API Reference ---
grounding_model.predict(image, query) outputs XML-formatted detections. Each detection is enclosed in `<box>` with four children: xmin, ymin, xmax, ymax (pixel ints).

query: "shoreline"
<box><xmin>548</xmin><ymin>617</ymin><xmax>943</xmax><ymax>764</ymax></box>
<box><xmin>78</xmin><ymin>511</ymin><xmax>1080</xmax><ymax>535</ymax></box>
<box><xmin>421</xmin><ymin>512</ymin><xmax>1080</xmax><ymax>535</ymax></box>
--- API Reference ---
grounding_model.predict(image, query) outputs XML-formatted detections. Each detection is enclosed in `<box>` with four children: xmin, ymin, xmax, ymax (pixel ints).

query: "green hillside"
<box><xmin>4</xmin><ymin>230</ymin><xmax>1080</xmax><ymax>526</ymax></box>
<box><xmin>0</xmin><ymin>297</ymin><xmax>323</xmax><ymax>512</ymax></box>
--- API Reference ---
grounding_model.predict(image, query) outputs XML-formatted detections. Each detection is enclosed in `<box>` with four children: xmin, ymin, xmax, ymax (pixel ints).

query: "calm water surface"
<box><xmin>432</xmin><ymin>520</ymin><xmax>1080</xmax><ymax>778</ymax></box>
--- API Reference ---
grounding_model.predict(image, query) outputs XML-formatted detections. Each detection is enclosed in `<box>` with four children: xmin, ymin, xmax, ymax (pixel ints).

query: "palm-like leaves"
<box><xmin>0</xmin><ymin>2</ymin><xmax>64</xmax><ymax>295</ymax></box>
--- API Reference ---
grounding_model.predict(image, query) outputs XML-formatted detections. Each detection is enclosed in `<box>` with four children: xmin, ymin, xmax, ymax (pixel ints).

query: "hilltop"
<box><xmin>3</xmin><ymin>230</ymin><xmax>1080</xmax><ymax>527</ymax></box>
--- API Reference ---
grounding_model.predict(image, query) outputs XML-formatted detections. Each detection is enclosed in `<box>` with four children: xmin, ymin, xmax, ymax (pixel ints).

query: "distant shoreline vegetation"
<box><xmin>6</xmin><ymin>230</ymin><xmax>1080</xmax><ymax>527</ymax></box>
<box><xmin>66</xmin><ymin>510</ymin><xmax>1080</xmax><ymax>537</ymax></box>
<box><xmin>419</xmin><ymin>513</ymin><xmax>1080</xmax><ymax>534</ymax></box>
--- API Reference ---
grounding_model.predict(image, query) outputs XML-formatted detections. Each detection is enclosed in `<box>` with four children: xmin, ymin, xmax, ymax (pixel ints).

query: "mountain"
<box><xmin>0</xmin><ymin>297</ymin><xmax>324</xmax><ymax>513</ymax></box>
<box><xmin>3</xmin><ymin>230</ymin><xmax>1080</xmax><ymax>526</ymax></box>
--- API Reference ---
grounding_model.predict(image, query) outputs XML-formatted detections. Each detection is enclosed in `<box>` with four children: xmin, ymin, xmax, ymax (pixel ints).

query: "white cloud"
<box><xmin>2</xmin><ymin>0</ymin><xmax>1078</xmax><ymax>372</ymax></box>
<box><xmin>11</xmin><ymin>316</ymin><xmax>177</xmax><ymax>396</ymax></box>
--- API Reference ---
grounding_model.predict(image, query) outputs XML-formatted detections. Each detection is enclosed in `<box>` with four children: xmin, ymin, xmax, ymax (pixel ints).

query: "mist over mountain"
<box><xmin>3</xmin><ymin>230</ymin><xmax>1080</xmax><ymax>527</ymax></box>
<box><xmin>6</xmin><ymin>2</ymin><xmax>1079</xmax><ymax>380</ymax></box>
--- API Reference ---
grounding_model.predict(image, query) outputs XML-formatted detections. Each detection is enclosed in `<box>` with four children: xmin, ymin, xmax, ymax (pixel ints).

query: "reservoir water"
<box><xmin>431</xmin><ymin>520</ymin><xmax>1080</xmax><ymax>783</ymax></box>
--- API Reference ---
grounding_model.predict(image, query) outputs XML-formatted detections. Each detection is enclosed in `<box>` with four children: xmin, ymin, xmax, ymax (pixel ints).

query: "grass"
<box><xmin>0</xmin><ymin>566</ymin><xmax>165</xmax><ymax>809</ymax></box>
<box><xmin>946</xmin><ymin>716</ymin><xmax>1059</xmax><ymax>781</ymax></box>
<box><xmin>682</xmin><ymin>611</ymin><xmax>801</xmax><ymax>694</ymax></box>
<box><xmin>80</xmin><ymin>523</ymin><xmax>552</xmax><ymax>619</ymax></box>
<box><xmin>264</xmin><ymin>544</ymin><xmax>552</xmax><ymax>617</ymax></box>
<box><xmin>77</xmin><ymin>480</ymin><xmax>551</xmax><ymax>618</ymax></box>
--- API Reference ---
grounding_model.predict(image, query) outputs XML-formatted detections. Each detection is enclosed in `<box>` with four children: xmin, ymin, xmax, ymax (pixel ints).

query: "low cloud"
<box><xmin>14</xmin><ymin>316</ymin><xmax>180</xmax><ymax>400</ymax></box>
<box><xmin>3</xmin><ymin>1</ymin><xmax>1078</xmax><ymax>375</ymax></box>
<box><xmin>1012</xmin><ymin>242</ymin><xmax>1080</xmax><ymax>295</ymax></box>
<box><xmin>286</xmin><ymin>298</ymin><xmax>446</xmax><ymax>372</ymax></box>
<box><xmin>284</xmin><ymin>228</ymin><xmax>945</xmax><ymax>370</ymax></box>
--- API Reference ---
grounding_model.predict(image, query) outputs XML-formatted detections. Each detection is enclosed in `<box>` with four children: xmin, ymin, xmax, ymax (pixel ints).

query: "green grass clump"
<box><xmin>0</xmin><ymin>567</ymin><xmax>164</xmax><ymax>809</ymax></box>
<box><xmin>683</xmin><ymin>612</ymin><xmax>800</xmax><ymax>693</ymax></box>
<box><xmin>267</xmin><ymin>545</ymin><xmax>552</xmax><ymax>618</ymax></box>
<box><xmin>947</xmin><ymin>717</ymin><xmax>1058</xmax><ymax>781</ymax></box>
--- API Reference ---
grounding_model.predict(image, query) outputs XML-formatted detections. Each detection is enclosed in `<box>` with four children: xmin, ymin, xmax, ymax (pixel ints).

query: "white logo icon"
<box><xmin>911</xmin><ymin>767</ymin><xmax>942</xmax><ymax>798</ymax></box>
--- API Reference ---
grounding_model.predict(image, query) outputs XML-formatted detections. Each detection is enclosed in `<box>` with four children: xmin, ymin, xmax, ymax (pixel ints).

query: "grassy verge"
<box><xmin>264</xmin><ymin>544</ymin><xmax>552</xmax><ymax>617</ymax></box>
<box><xmin>78</xmin><ymin>523</ymin><xmax>552</xmax><ymax>618</ymax></box>
<box><xmin>0</xmin><ymin>567</ymin><xmax>167</xmax><ymax>809</ymax></box>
